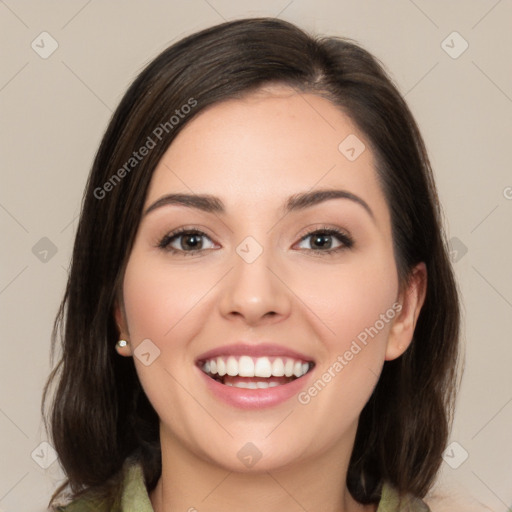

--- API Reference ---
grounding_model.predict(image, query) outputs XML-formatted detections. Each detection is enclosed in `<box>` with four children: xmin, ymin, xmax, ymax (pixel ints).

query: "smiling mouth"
<box><xmin>198</xmin><ymin>355</ymin><xmax>315</xmax><ymax>389</ymax></box>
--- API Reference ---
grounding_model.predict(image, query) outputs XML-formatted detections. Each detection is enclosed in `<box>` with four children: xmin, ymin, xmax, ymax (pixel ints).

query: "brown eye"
<box><xmin>296</xmin><ymin>228</ymin><xmax>354</xmax><ymax>253</ymax></box>
<box><xmin>177</xmin><ymin>233</ymin><xmax>204</xmax><ymax>250</ymax></box>
<box><xmin>158</xmin><ymin>229</ymin><xmax>216</xmax><ymax>254</ymax></box>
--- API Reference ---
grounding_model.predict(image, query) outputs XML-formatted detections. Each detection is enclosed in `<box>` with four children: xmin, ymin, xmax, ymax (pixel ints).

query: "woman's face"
<box><xmin>117</xmin><ymin>85</ymin><xmax>421</xmax><ymax>473</ymax></box>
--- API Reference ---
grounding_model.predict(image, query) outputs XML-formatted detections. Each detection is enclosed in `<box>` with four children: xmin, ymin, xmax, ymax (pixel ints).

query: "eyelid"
<box><xmin>293</xmin><ymin>225</ymin><xmax>354</xmax><ymax>253</ymax></box>
<box><xmin>156</xmin><ymin>225</ymin><xmax>218</xmax><ymax>254</ymax></box>
<box><xmin>296</xmin><ymin>223</ymin><xmax>352</xmax><ymax>240</ymax></box>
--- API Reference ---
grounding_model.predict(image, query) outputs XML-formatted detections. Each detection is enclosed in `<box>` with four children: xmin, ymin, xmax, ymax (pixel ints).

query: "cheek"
<box><xmin>122</xmin><ymin>251</ymin><xmax>208</xmax><ymax>345</ymax></box>
<box><xmin>296</xmin><ymin>251</ymin><xmax>399</xmax><ymax>350</ymax></box>
<box><xmin>121</xmin><ymin>251</ymin><xmax>211</xmax><ymax>426</ymax></box>
<box><xmin>336</xmin><ymin>267</ymin><xmax>397</xmax><ymax>345</ymax></box>
<box><xmin>293</xmin><ymin>258</ymin><xmax>399</xmax><ymax>443</ymax></box>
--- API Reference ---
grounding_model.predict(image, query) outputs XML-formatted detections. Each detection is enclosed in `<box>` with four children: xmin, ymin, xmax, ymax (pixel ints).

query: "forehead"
<box><xmin>145</xmin><ymin>85</ymin><xmax>387</xmax><ymax>219</ymax></box>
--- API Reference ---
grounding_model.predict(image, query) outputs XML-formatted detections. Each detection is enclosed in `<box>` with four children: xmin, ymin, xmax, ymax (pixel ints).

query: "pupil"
<box><xmin>313</xmin><ymin>234</ymin><xmax>331</xmax><ymax>249</ymax></box>
<box><xmin>183</xmin><ymin>234</ymin><xmax>201</xmax><ymax>250</ymax></box>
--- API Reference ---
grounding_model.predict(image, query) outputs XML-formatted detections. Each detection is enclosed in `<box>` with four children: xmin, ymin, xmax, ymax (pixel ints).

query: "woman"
<box><xmin>44</xmin><ymin>17</ymin><xmax>460</xmax><ymax>511</ymax></box>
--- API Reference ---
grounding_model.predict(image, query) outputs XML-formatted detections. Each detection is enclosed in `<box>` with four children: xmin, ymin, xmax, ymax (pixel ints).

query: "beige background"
<box><xmin>1</xmin><ymin>1</ymin><xmax>511</xmax><ymax>511</ymax></box>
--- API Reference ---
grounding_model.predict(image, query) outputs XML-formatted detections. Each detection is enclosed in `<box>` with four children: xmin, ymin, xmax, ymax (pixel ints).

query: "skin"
<box><xmin>115</xmin><ymin>85</ymin><xmax>426</xmax><ymax>512</ymax></box>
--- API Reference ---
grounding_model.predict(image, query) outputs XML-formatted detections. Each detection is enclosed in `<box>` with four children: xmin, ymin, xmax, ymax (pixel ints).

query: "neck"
<box><xmin>149</xmin><ymin>424</ymin><xmax>376</xmax><ymax>512</ymax></box>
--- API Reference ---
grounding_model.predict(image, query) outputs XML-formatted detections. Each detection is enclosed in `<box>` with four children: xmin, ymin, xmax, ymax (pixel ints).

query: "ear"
<box><xmin>114</xmin><ymin>300</ymin><xmax>133</xmax><ymax>357</ymax></box>
<box><xmin>385</xmin><ymin>262</ymin><xmax>427</xmax><ymax>361</ymax></box>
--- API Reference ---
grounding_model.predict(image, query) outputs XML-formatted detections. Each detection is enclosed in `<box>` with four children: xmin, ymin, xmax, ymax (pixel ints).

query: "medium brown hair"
<box><xmin>43</xmin><ymin>17</ymin><xmax>460</xmax><ymax>507</ymax></box>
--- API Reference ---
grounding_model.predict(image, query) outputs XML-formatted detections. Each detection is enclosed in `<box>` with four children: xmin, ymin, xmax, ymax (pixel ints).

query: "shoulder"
<box><xmin>51</xmin><ymin>492</ymin><xmax>117</xmax><ymax>512</ymax></box>
<box><xmin>53</xmin><ymin>459</ymin><xmax>151</xmax><ymax>512</ymax></box>
<box><xmin>378</xmin><ymin>483</ymin><xmax>431</xmax><ymax>511</ymax></box>
<box><xmin>377</xmin><ymin>482</ymin><xmax>494</xmax><ymax>512</ymax></box>
<box><xmin>52</xmin><ymin>496</ymin><xmax>112</xmax><ymax>512</ymax></box>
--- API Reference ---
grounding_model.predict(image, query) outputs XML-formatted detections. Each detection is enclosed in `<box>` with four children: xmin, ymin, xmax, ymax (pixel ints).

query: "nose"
<box><xmin>218</xmin><ymin>245</ymin><xmax>292</xmax><ymax>326</ymax></box>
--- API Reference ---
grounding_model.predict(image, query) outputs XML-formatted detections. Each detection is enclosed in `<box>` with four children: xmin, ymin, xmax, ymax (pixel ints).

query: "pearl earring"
<box><xmin>116</xmin><ymin>339</ymin><xmax>128</xmax><ymax>349</ymax></box>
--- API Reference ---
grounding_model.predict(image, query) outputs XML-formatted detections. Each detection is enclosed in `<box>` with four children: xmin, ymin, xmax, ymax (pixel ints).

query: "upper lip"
<box><xmin>196</xmin><ymin>343</ymin><xmax>314</xmax><ymax>363</ymax></box>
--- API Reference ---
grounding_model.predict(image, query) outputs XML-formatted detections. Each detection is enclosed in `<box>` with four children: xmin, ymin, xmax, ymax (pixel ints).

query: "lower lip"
<box><xmin>197</xmin><ymin>366</ymin><xmax>314</xmax><ymax>409</ymax></box>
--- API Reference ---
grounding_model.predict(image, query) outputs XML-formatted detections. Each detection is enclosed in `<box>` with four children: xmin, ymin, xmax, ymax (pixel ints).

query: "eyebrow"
<box><xmin>144</xmin><ymin>189</ymin><xmax>374</xmax><ymax>220</ymax></box>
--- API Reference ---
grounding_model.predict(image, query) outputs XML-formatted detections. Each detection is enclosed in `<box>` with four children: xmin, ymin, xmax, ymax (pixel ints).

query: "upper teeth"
<box><xmin>202</xmin><ymin>356</ymin><xmax>310</xmax><ymax>378</ymax></box>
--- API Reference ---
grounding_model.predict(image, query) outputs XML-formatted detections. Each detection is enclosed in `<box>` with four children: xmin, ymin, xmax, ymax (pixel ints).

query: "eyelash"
<box><xmin>157</xmin><ymin>225</ymin><xmax>354</xmax><ymax>257</ymax></box>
